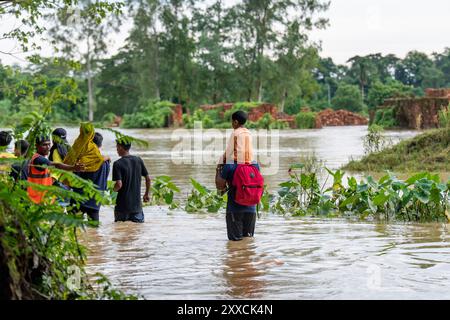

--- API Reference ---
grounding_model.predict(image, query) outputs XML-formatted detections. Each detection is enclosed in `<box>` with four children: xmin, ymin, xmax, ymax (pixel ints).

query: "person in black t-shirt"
<box><xmin>112</xmin><ymin>139</ymin><xmax>151</xmax><ymax>223</ymax></box>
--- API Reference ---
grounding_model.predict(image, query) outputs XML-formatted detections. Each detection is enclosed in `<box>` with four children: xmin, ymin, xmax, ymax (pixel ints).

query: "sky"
<box><xmin>1</xmin><ymin>0</ymin><xmax>449</xmax><ymax>67</ymax></box>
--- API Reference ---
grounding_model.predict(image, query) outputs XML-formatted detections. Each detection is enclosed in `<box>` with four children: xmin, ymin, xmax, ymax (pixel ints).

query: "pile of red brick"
<box><xmin>247</xmin><ymin>104</ymin><xmax>278</xmax><ymax>122</ymax></box>
<box><xmin>316</xmin><ymin>109</ymin><xmax>369</xmax><ymax>127</ymax></box>
<box><xmin>168</xmin><ymin>104</ymin><xmax>184</xmax><ymax>127</ymax></box>
<box><xmin>425</xmin><ymin>88</ymin><xmax>450</xmax><ymax>98</ymax></box>
<box><xmin>200</xmin><ymin>103</ymin><xmax>233</xmax><ymax>112</ymax></box>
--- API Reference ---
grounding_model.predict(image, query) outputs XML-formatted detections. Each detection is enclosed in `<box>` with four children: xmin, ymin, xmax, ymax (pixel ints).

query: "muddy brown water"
<box><xmin>61</xmin><ymin>126</ymin><xmax>450</xmax><ymax>299</ymax></box>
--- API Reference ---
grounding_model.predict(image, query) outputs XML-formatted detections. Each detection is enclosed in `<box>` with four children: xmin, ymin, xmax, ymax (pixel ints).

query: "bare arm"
<box><xmin>51</xmin><ymin>161</ymin><xmax>85</xmax><ymax>172</ymax></box>
<box><xmin>143</xmin><ymin>175</ymin><xmax>151</xmax><ymax>202</ymax></box>
<box><xmin>113</xmin><ymin>180</ymin><xmax>122</xmax><ymax>192</ymax></box>
<box><xmin>215</xmin><ymin>165</ymin><xmax>227</xmax><ymax>195</ymax></box>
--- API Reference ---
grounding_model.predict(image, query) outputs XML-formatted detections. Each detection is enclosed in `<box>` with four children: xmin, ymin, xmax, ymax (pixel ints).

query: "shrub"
<box><xmin>121</xmin><ymin>100</ymin><xmax>175</xmax><ymax>128</ymax></box>
<box><xmin>295</xmin><ymin>112</ymin><xmax>317</xmax><ymax>129</ymax></box>
<box><xmin>438</xmin><ymin>105</ymin><xmax>450</xmax><ymax>128</ymax></box>
<box><xmin>372</xmin><ymin>107</ymin><xmax>398</xmax><ymax>128</ymax></box>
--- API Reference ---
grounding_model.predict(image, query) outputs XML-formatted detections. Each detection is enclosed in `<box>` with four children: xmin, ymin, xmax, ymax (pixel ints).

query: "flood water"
<box><xmin>70</xmin><ymin>126</ymin><xmax>450</xmax><ymax>299</ymax></box>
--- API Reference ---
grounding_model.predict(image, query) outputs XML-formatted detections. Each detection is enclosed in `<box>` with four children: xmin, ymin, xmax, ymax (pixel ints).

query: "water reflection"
<box><xmin>223</xmin><ymin>238</ymin><xmax>266</xmax><ymax>299</ymax></box>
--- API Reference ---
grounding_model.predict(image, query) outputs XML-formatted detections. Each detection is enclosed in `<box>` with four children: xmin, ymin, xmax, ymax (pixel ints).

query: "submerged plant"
<box><xmin>273</xmin><ymin>165</ymin><xmax>449</xmax><ymax>222</ymax></box>
<box><xmin>150</xmin><ymin>175</ymin><xmax>180</xmax><ymax>209</ymax></box>
<box><xmin>185</xmin><ymin>178</ymin><xmax>226</xmax><ymax>213</ymax></box>
<box><xmin>363</xmin><ymin>124</ymin><xmax>392</xmax><ymax>155</ymax></box>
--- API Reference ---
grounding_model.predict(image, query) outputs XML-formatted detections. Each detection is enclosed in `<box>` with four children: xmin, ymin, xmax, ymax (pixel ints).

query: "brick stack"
<box><xmin>425</xmin><ymin>88</ymin><xmax>450</xmax><ymax>98</ymax></box>
<box><xmin>168</xmin><ymin>104</ymin><xmax>184</xmax><ymax>127</ymax></box>
<box><xmin>317</xmin><ymin>109</ymin><xmax>369</xmax><ymax>126</ymax></box>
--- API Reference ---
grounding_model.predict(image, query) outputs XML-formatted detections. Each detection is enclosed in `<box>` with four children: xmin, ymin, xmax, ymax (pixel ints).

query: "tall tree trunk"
<box><xmin>280</xmin><ymin>88</ymin><xmax>287</xmax><ymax>113</ymax></box>
<box><xmin>153</xmin><ymin>29</ymin><xmax>160</xmax><ymax>99</ymax></box>
<box><xmin>257</xmin><ymin>80</ymin><xmax>263</xmax><ymax>102</ymax></box>
<box><xmin>87</xmin><ymin>36</ymin><xmax>94</xmax><ymax>122</ymax></box>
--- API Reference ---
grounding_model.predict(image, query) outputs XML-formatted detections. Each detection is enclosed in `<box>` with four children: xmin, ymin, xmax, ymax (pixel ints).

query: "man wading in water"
<box><xmin>112</xmin><ymin>138</ymin><xmax>151</xmax><ymax>223</ymax></box>
<box><xmin>215</xmin><ymin>111</ymin><xmax>264</xmax><ymax>241</ymax></box>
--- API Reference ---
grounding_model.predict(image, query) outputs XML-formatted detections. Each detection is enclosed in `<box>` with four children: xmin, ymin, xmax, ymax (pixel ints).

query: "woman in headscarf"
<box><xmin>49</xmin><ymin>128</ymin><xmax>71</xmax><ymax>163</ymax></box>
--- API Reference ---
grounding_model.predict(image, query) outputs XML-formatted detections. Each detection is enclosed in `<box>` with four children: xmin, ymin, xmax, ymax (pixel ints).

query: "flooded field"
<box><xmin>73</xmin><ymin>126</ymin><xmax>450</xmax><ymax>299</ymax></box>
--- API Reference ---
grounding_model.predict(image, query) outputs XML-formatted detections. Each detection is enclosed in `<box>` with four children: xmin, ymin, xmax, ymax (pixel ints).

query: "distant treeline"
<box><xmin>0</xmin><ymin>0</ymin><xmax>449</xmax><ymax>126</ymax></box>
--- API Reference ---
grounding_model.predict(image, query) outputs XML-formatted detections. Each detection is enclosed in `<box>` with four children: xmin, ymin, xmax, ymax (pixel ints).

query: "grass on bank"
<box><xmin>343</xmin><ymin>128</ymin><xmax>450</xmax><ymax>173</ymax></box>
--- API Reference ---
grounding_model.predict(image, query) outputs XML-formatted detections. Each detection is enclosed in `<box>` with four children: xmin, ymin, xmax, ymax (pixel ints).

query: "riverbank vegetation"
<box><xmin>344</xmin><ymin>128</ymin><xmax>450</xmax><ymax>172</ymax></box>
<box><xmin>0</xmin><ymin>167</ymin><xmax>136</xmax><ymax>299</ymax></box>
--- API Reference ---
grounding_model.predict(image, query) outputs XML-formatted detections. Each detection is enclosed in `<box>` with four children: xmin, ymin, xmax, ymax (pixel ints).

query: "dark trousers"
<box><xmin>226</xmin><ymin>211</ymin><xmax>256</xmax><ymax>241</ymax></box>
<box><xmin>80</xmin><ymin>207</ymin><xmax>100</xmax><ymax>221</ymax></box>
<box><xmin>114</xmin><ymin>210</ymin><xmax>145</xmax><ymax>223</ymax></box>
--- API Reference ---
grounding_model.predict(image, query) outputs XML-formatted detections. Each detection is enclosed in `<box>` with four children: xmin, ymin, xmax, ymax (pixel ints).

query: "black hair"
<box><xmin>232</xmin><ymin>110</ymin><xmax>248</xmax><ymax>125</ymax></box>
<box><xmin>0</xmin><ymin>131</ymin><xmax>12</xmax><ymax>147</ymax></box>
<box><xmin>116</xmin><ymin>139</ymin><xmax>131</xmax><ymax>151</ymax></box>
<box><xmin>35</xmin><ymin>135</ymin><xmax>50</xmax><ymax>146</ymax></box>
<box><xmin>93</xmin><ymin>132</ymin><xmax>103</xmax><ymax>148</ymax></box>
<box><xmin>15</xmin><ymin>140</ymin><xmax>30</xmax><ymax>156</ymax></box>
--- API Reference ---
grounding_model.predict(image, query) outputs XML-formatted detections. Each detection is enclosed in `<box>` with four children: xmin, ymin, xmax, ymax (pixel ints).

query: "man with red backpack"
<box><xmin>216</xmin><ymin>111</ymin><xmax>264</xmax><ymax>241</ymax></box>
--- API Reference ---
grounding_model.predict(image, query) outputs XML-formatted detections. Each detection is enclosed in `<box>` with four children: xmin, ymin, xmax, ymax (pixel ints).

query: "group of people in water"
<box><xmin>0</xmin><ymin>110</ymin><xmax>263</xmax><ymax>241</ymax></box>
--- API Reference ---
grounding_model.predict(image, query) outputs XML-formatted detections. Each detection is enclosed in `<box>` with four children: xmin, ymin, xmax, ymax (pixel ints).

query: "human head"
<box><xmin>14</xmin><ymin>140</ymin><xmax>30</xmax><ymax>157</ymax></box>
<box><xmin>52</xmin><ymin>128</ymin><xmax>68</xmax><ymax>144</ymax></box>
<box><xmin>0</xmin><ymin>131</ymin><xmax>12</xmax><ymax>148</ymax></box>
<box><xmin>35</xmin><ymin>135</ymin><xmax>51</xmax><ymax>156</ymax></box>
<box><xmin>93</xmin><ymin>132</ymin><xmax>103</xmax><ymax>148</ymax></box>
<box><xmin>231</xmin><ymin>110</ymin><xmax>248</xmax><ymax>129</ymax></box>
<box><xmin>116</xmin><ymin>138</ymin><xmax>131</xmax><ymax>156</ymax></box>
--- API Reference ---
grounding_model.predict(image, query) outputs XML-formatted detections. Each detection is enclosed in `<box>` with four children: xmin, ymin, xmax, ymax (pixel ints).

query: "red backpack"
<box><xmin>228</xmin><ymin>135</ymin><xmax>264</xmax><ymax>206</ymax></box>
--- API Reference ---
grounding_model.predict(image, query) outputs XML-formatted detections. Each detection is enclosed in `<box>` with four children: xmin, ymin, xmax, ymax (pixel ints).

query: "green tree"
<box><xmin>367</xmin><ymin>80</ymin><xmax>413</xmax><ymax>110</ymax></box>
<box><xmin>46</xmin><ymin>0</ymin><xmax>123</xmax><ymax>121</ymax></box>
<box><xmin>332</xmin><ymin>84</ymin><xmax>364</xmax><ymax>113</ymax></box>
<box><xmin>395</xmin><ymin>50</ymin><xmax>434</xmax><ymax>88</ymax></box>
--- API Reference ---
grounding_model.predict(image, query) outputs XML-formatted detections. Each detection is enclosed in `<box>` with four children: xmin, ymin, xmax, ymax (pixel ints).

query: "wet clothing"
<box><xmin>81</xmin><ymin>207</ymin><xmax>100</xmax><ymax>221</ymax></box>
<box><xmin>226</xmin><ymin>211</ymin><xmax>257</xmax><ymax>241</ymax></box>
<box><xmin>114</xmin><ymin>210</ymin><xmax>145</xmax><ymax>223</ymax></box>
<box><xmin>112</xmin><ymin>155</ymin><xmax>149</xmax><ymax>222</ymax></box>
<box><xmin>221</xmin><ymin>163</ymin><xmax>259</xmax><ymax>241</ymax></box>
<box><xmin>73</xmin><ymin>160</ymin><xmax>110</xmax><ymax>219</ymax></box>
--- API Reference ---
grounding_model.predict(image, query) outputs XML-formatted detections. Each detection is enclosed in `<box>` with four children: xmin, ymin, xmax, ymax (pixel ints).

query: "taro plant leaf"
<box><xmin>405</xmin><ymin>172</ymin><xmax>429</xmax><ymax>185</ymax></box>
<box><xmin>190</xmin><ymin>178</ymin><xmax>208</xmax><ymax>195</ymax></box>
<box><xmin>373</xmin><ymin>192</ymin><xmax>389</xmax><ymax>207</ymax></box>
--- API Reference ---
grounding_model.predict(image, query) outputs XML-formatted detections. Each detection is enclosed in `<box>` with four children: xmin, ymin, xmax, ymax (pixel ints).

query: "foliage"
<box><xmin>0</xmin><ymin>165</ymin><xmax>133</xmax><ymax>299</ymax></box>
<box><xmin>295</xmin><ymin>112</ymin><xmax>317</xmax><ymax>129</ymax></box>
<box><xmin>363</xmin><ymin>125</ymin><xmax>392</xmax><ymax>155</ymax></box>
<box><xmin>344</xmin><ymin>128</ymin><xmax>450</xmax><ymax>172</ymax></box>
<box><xmin>372</xmin><ymin>107</ymin><xmax>398</xmax><ymax>128</ymax></box>
<box><xmin>273</xmin><ymin>166</ymin><xmax>449</xmax><ymax>222</ymax></box>
<box><xmin>183</xmin><ymin>109</ymin><xmax>214</xmax><ymax>129</ymax></box>
<box><xmin>247</xmin><ymin>113</ymin><xmax>288</xmax><ymax>130</ymax></box>
<box><xmin>150</xmin><ymin>175</ymin><xmax>180</xmax><ymax>209</ymax></box>
<box><xmin>98</xmin><ymin>127</ymin><xmax>149</xmax><ymax>148</ymax></box>
<box><xmin>185</xmin><ymin>178</ymin><xmax>226</xmax><ymax>213</ymax></box>
<box><xmin>121</xmin><ymin>100</ymin><xmax>175</xmax><ymax>129</ymax></box>
<box><xmin>331</xmin><ymin>84</ymin><xmax>365</xmax><ymax>113</ymax></box>
<box><xmin>366</xmin><ymin>80</ymin><xmax>413</xmax><ymax>109</ymax></box>
<box><xmin>438</xmin><ymin>105</ymin><xmax>450</xmax><ymax>128</ymax></box>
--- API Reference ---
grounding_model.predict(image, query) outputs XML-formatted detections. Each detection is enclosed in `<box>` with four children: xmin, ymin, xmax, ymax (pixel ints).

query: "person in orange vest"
<box><xmin>28</xmin><ymin>135</ymin><xmax>85</xmax><ymax>204</ymax></box>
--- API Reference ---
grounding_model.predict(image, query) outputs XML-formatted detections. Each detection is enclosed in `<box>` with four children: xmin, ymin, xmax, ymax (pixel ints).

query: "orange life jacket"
<box><xmin>27</xmin><ymin>153</ymin><xmax>53</xmax><ymax>204</ymax></box>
